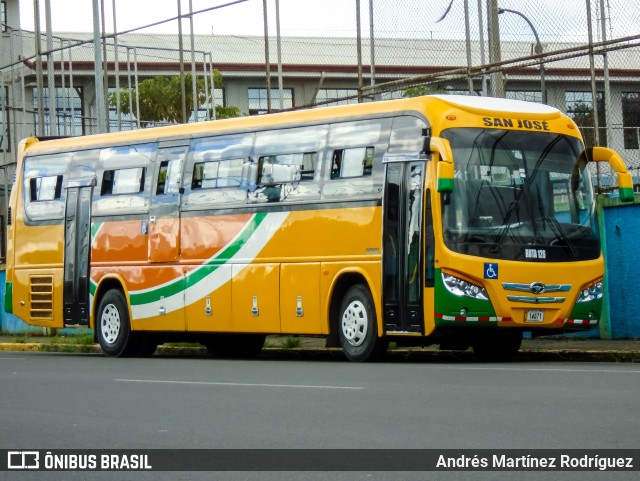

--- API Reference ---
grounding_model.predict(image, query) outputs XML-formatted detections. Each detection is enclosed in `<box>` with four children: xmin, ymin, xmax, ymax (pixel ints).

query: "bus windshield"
<box><xmin>440</xmin><ymin>128</ymin><xmax>600</xmax><ymax>262</ymax></box>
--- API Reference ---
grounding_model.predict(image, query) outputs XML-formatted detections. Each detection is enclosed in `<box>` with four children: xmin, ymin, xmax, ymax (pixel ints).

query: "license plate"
<box><xmin>526</xmin><ymin>310</ymin><xmax>544</xmax><ymax>322</ymax></box>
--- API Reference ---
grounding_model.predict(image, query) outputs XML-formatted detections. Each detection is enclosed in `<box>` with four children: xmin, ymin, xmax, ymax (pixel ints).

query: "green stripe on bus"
<box><xmin>89</xmin><ymin>223</ymin><xmax>102</xmax><ymax>297</ymax></box>
<box><xmin>4</xmin><ymin>282</ymin><xmax>12</xmax><ymax>313</ymax></box>
<box><xmin>129</xmin><ymin>212</ymin><xmax>267</xmax><ymax>306</ymax></box>
<box><xmin>437</xmin><ymin>178</ymin><xmax>454</xmax><ymax>193</ymax></box>
<box><xmin>433</xmin><ymin>268</ymin><xmax>497</xmax><ymax>324</ymax></box>
<box><xmin>91</xmin><ymin>222</ymin><xmax>103</xmax><ymax>241</ymax></box>
<box><xmin>619</xmin><ymin>187</ymin><xmax>634</xmax><ymax>203</ymax></box>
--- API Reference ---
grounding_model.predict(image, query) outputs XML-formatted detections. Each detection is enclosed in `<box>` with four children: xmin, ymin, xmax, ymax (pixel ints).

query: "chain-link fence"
<box><xmin>2</xmin><ymin>0</ymin><xmax>640</xmax><ymax>186</ymax></box>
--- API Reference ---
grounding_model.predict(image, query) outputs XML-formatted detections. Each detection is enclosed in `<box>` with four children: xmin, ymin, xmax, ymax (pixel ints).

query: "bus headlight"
<box><xmin>576</xmin><ymin>279</ymin><xmax>604</xmax><ymax>303</ymax></box>
<box><xmin>442</xmin><ymin>272</ymin><xmax>489</xmax><ymax>301</ymax></box>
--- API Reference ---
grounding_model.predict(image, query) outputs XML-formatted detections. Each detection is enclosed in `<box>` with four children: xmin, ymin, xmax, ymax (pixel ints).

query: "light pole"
<box><xmin>498</xmin><ymin>7</ymin><xmax>547</xmax><ymax>104</ymax></box>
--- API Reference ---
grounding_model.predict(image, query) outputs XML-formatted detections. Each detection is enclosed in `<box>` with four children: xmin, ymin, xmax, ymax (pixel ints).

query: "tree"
<box><xmin>214</xmin><ymin>105</ymin><xmax>241</xmax><ymax>120</ymax></box>
<box><xmin>569</xmin><ymin>102</ymin><xmax>606</xmax><ymax>149</ymax></box>
<box><xmin>109</xmin><ymin>69</ymin><xmax>240</xmax><ymax>126</ymax></box>
<box><xmin>402</xmin><ymin>84</ymin><xmax>445</xmax><ymax>98</ymax></box>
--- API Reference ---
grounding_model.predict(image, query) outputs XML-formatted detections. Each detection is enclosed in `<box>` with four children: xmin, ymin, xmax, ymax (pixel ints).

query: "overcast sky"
<box><xmin>17</xmin><ymin>0</ymin><xmax>639</xmax><ymax>43</ymax></box>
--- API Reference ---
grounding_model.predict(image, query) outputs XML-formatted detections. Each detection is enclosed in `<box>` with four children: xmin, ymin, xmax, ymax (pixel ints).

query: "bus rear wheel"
<box><xmin>338</xmin><ymin>285</ymin><xmax>387</xmax><ymax>362</ymax></box>
<box><xmin>472</xmin><ymin>330</ymin><xmax>522</xmax><ymax>361</ymax></box>
<box><xmin>97</xmin><ymin>289</ymin><xmax>138</xmax><ymax>357</ymax></box>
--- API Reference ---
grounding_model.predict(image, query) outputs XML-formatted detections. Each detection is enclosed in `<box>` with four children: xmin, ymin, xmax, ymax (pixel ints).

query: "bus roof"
<box><xmin>20</xmin><ymin>94</ymin><xmax>568</xmax><ymax>155</ymax></box>
<box><xmin>432</xmin><ymin>95</ymin><xmax>560</xmax><ymax>115</ymax></box>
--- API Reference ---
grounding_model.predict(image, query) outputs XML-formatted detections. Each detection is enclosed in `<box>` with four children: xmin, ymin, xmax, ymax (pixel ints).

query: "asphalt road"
<box><xmin>1</xmin><ymin>352</ymin><xmax>639</xmax><ymax>481</ymax></box>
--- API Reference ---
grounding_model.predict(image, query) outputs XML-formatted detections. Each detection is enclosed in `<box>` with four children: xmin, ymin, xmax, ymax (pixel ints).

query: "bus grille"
<box><xmin>30</xmin><ymin>276</ymin><xmax>53</xmax><ymax>320</ymax></box>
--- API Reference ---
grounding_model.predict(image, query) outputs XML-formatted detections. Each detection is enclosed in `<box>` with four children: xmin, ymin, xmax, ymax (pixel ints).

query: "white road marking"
<box><xmin>115</xmin><ymin>378</ymin><xmax>364</xmax><ymax>390</ymax></box>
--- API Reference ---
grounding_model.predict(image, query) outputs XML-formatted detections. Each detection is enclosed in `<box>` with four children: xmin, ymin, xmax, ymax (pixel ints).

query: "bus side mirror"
<box><xmin>430</xmin><ymin>137</ymin><xmax>454</xmax><ymax>193</ymax></box>
<box><xmin>591</xmin><ymin>147</ymin><xmax>634</xmax><ymax>202</ymax></box>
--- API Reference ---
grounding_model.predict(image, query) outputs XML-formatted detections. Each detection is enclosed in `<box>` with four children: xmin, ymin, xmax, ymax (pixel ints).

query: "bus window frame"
<box><xmin>249</xmin><ymin>125</ymin><xmax>327</xmax><ymax>204</ymax></box>
<box><xmin>249</xmin><ymin>151</ymin><xmax>321</xmax><ymax>204</ymax></box>
<box><xmin>322</xmin><ymin>118</ymin><xmax>391</xmax><ymax>199</ymax></box>
<box><xmin>182</xmin><ymin>132</ymin><xmax>255</xmax><ymax>210</ymax></box>
<box><xmin>92</xmin><ymin>143</ymin><xmax>157</xmax><ymax>217</ymax></box>
<box><xmin>191</xmin><ymin>157</ymin><xmax>245</xmax><ymax>190</ymax></box>
<box><xmin>100</xmin><ymin>166</ymin><xmax>146</xmax><ymax>196</ymax></box>
<box><xmin>22</xmin><ymin>152</ymin><xmax>72</xmax><ymax>223</ymax></box>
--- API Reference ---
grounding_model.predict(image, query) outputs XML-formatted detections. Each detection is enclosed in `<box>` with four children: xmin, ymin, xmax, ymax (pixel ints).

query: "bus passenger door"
<box><xmin>382</xmin><ymin>161</ymin><xmax>425</xmax><ymax>333</ymax></box>
<box><xmin>63</xmin><ymin>178</ymin><xmax>95</xmax><ymax>326</ymax></box>
<box><xmin>148</xmin><ymin>144</ymin><xmax>187</xmax><ymax>263</ymax></box>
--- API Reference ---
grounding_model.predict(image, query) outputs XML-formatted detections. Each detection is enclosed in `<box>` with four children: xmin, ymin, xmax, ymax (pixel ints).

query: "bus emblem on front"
<box><xmin>530</xmin><ymin>282</ymin><xmax>546</xmax><ymax>294</ymax></box>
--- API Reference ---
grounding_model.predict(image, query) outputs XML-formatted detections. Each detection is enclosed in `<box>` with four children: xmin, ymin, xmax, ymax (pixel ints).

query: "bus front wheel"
<box><xmin>338</xmin><ymin>285</ymin><xmax>387</xmax><ymax>362</ymax></box>
<box><xmin>97</xmin><ymin>289</ymin><xmax>137</xmax><ymax>357</ymax></box>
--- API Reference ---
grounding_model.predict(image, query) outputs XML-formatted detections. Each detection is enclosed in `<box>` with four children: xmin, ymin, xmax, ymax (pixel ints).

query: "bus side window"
<box><xmin>22</xmin><ymin>153</ymin><xmax>72</xmax><ymax>222</ymax></box>
<box><xmin>331</xmin><ymin>151</ymin><xmax>342</xmax><ymax>179</ymax></box>
<box><xmin>258</xmin><ymin>153</ymin><xmax>315</xmax><ymax>185</ymax></box>
<box><xmin>155</xmin><ymin>147</ymin><xmax>185</xmax><ymax>196</ymax></box>
<box><xmin>331</xmin><ymin>147</ymin><xmax>374</xmax><ymax>179</ymax></box>
<box><xmin>251</xmin><ymin>152</ymin><xmax>318</xmax><ymax>203</ymax></box>
<box><xmin>156</xmin><ymin>161</ymin><xmax>170</xmax><ymax>194</ymax></box>
<box><xmin>363</xmin><ymin>147</ymin><xmax>374</xmax><ymax>175</ymax></box>
<box><xmin>101</xmin><ymin>167</ymin><xmax>145</xmax><ymax>195</ymax></box>
<box><xmin>251</xmin><ymin>125</ymin><xmax>326</xmax><ymax>202</ymax></box>
<box><xmin>183</xmin><ymin>134</ymin><xmax>254</xmax><ymax>209</ymax></box>
<box><xmin>389</xmin><ymin>115</ymin><xmax>429</xmax><ymax>153</ymax></box>
<box><xmin>217</xmin><ymin>159</ymin><xmax>244</xmax><ymax>187</ymax></box>
<box><xmin>29</xmin><ymin>175</ymin><xmax>63</xmax><ymax>202</ymax></box>
<box><xmin>301</xmin><ymin>152</ymin><xmax>317</xmax><ymax>181</ymax></box>
<box><xmin>192</xmin><ymin>158</ymin><xmax>244</xmax><ymax>190</ymax></box>
<box><xmin>100</xmin><ymin>170</ymin><xmax>114</xmax><ymax>195</ymax></box>
<box><xmin>96</xmin><ymin>142</ymin><xmax>155</xmax><ymax>218</ymax></box>
<box><xmin>192</xmin><ymin>161</ymin><xmax>214</xmax><ymax>189</ymax></box>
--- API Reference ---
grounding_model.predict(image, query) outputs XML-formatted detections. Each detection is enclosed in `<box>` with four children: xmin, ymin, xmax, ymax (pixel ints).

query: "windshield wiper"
<box><xmin>541</xmin><ymin>215</ymin><xmax>579</xmax><ymax>258</ymax></box>
<box><xmin>491</xmin><ymin>188</ymin><xmax>523</xmax><ymax>254</ymax></box>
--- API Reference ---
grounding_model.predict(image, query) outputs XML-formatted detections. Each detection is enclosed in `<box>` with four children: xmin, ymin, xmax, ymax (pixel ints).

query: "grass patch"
<box><xmin>14</xmin><ymin>337</ymin><xmax>26</xmax><ymax>344</ymax></box>
<box><xmin>38</xmin><ymin>343</ymin><xmax>95</xmax><ymax>353</ymax></box>
<box><xmin>282</xmin><ymin>336</ymin><xmax>302</xmax><ymax>349</ymax></box>
<box><xmin>47</xmin><ymin>335</ymin><xmax>95</xmax><ymax>346</ymax></box>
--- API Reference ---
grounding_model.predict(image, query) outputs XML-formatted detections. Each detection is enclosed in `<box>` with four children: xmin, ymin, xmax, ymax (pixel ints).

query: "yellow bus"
<box><xmin>4</xmin><ymin>95</ymin><xmax>633</xmax><ymax>361</ymax></box>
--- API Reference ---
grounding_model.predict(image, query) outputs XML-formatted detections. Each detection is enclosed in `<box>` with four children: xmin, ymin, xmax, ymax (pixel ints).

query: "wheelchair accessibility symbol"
<box><xmin>484</xmin><ymin>262</ymin><xmax>498</xmax><ymax>279</ymax></box>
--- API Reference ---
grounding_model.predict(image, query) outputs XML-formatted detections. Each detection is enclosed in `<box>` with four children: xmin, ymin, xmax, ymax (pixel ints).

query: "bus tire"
<box><xmin>96</xmin><ymin>289</ymin><xmax>137</xmax><ymax>357</ymax></box>
<box><xmin>472</xmin><ymin>330</ymin><xmax>522</xmax><ymax>361</ymax></box>
<box><xmin>338</xmin><ymin>284</ymin><xmax>387</xmax><ymax>362</ymax></box>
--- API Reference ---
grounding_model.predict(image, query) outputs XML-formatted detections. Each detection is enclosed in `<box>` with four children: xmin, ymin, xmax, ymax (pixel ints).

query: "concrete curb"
<box><xmin>1</xmin><ymin>342</ymin><xmax>639</xmax><ymax>362</ymax></box>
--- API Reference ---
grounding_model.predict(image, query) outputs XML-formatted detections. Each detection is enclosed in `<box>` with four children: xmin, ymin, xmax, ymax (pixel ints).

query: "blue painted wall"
<box><xmin>602</xmin><ymin>196</ymin><xmax>640</xmax><ymax>338</ymax></box>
